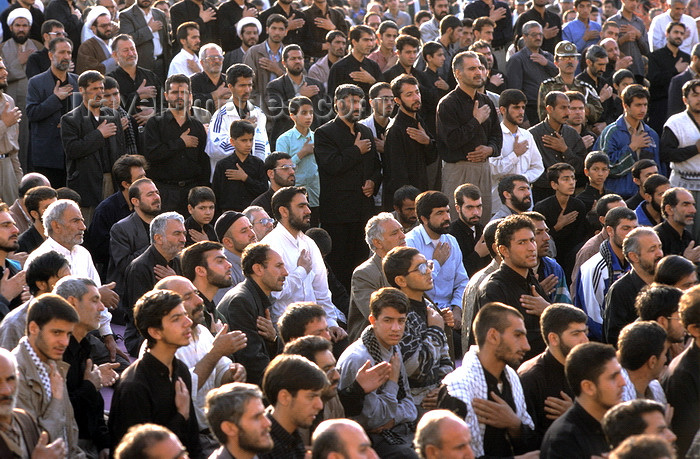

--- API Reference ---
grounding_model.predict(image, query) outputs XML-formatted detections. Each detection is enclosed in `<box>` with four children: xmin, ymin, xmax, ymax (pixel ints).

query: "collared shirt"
<box><xmin>655</xmin><ymin>219</ymin><xmax>693</xmax><ymax>256</ymax></box>
<box><xmin>262</xmin><ymin>224</ymin><xmax>340</xmax><ymax>327</ymax></box>
<box><xmin>649</xmin><ymin>11</ymin><xmax>699</xmax><ymax>55</ymax></box>
<box><xmin>168</xmin><ymin>48</ymin><xmax>201</xmax><ymax>78</ymax></box>
<box><xmin>449</xmin><ymin>218</ymin><xmax>489</xmax><ymax>277</ymax></box>
<box><xmin>382</xmin><ymin>9</ymin><xmax>411</xmax><ymax>27</ymax></box>
<box><xmin>608</xmin><ymin>12</ymin><xmax>649</xmax><ymax>77</ymax></box>
<box><xmin>664</xmin><ymin>341</ymin><xmax>700</xmax><ymax>456</ymax></box>
<box><xmin>108</xmin><ymin>66</ymin><xmax>161</xmax><ymax>112</ymax></box>
<box><xmin>529</xmin><ymin>120</ymin><xmax>587</xmax><ymax>190</ymax></box>
<box><xmin>514</xmin><ymin>8</ymin><xmax>562</xmax><ymax>54</ymax></box>
<box><xmin>25</xmin><ymin>238</ymin><xmax>112</xmax><ymax>336</ymax></box>
<box><xmin>419</xmin><ymin>18</ymin><xmax>439</xmax><ymax>43</ymax></box>
<box><xmin>540</xmin><ymin>401</ymin><xmax>609</xmax><ymax>458</ymax></box>
<box><xmin>191</xmin><ymin>71</ymin><xmax>226</xmax><ymax>113</ymax></box>
<box><xmin>405</xmin><ymin>224</ymin><xmax>469</xmax><ymax>310</ymax></box>
<box><xmin>562</xmin><ymin>19</ymin><xmax>602</xmax><ymax>51</ymax></box>
<box><xmin>367</xmin><ymin>49</ymin><xmax>397</xmax><ymax>74</ymax></box>
<box><xmin>214</xmin><ymin>248</ymin><xmax>245</xmax><ymax>305</ymax></box>
<box><xmin>276</xmin><ymin>127</ymin><xmax>320</xmax><ymax>207</ymax></box>
<box><xmin>260</xmin><ymin>409</ymin><xmax>306</xmax><ymax>459</ymax></box>
<box><xmin>505</xmin><ymin>47</ymin><xmax>558</xmax><ymax>104</ymax></box>
<box><xmin>463</xmin><ymin>0</ymin><xmax>514</xmax><ymax>49</ymax></box>
<box><xmin>139</xmin><ymin>6</ymin><xmax>162</xmax><ymax>57</ymax></box>
<box><xmin>327</xmin><ymin>54</ymin><xmax>383</xmax><ymax>116</ymax></box>
<box><xmin>264</xmin><ymin>41</ymin><xmax>282</xmax><ymax>83</ymax></box>
<box><xmin>533</xmin><ymin>195</ymin><xmax>588</xmax><ymax>261</ymax></box>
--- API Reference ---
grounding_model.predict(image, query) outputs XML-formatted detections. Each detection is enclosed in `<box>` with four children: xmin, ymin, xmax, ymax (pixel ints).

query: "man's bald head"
<box><xmin>18</xmin><ymin>173</ymin><xmax>51</xmax><ymax>198</ymax></box>
<box><xmin>312</xmin><ymin>419</ymin><xmax>377</xmax><ymax>459</ymax></box>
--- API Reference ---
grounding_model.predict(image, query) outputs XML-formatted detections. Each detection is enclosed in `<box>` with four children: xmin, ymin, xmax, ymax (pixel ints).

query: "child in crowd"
<box><xmin>184</xmin><ymin>186</ymin><xmax>218</xmax><ymax>246</ymax></box>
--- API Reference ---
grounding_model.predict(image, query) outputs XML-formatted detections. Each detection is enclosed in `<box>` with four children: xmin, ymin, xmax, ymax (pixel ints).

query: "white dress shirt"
<box><xmin>649</xmin><ymin>11</ymin><xmax>699</xmax><ymax>55</ymax></box>
<box><xmin>168</xmin><ymin>48</ymin><xmax>201</xmax><ymax>77</ymax></box>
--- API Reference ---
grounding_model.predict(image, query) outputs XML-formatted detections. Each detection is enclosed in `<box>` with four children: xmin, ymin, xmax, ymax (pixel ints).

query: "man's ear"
<box><xmin>394</xmin><ymin>274</ymin><xmax>408</xmax><ymax>289</ymax></box>
<box><xmin>194</xmin><ymin>265</ymin><xmax>207</xmax><ymax>278</ymax></box>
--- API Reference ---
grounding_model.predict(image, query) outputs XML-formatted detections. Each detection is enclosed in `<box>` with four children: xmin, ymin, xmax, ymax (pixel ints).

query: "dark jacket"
<box><xmin>216</xmin><ymin>278</ymin><xmax>280</xmax><ymax>386</ymax></box>
<box><xmin>668</xmin><ymin>67</ymin><xmax>695</xmax><ymax>118</ymax></box>
<box><xmin>663</xmin><ymin>341</ymin><xmax>700</xmax><ymax>457</ymax></box>
<box><xmin>171</xmin><ymin>0</ymin><xmax>218</xmax><ymax>49</ymax></box>
<box><xmin>119</xmin><ymin>4</ymin><xmax>172</xmax><ymax>73</ymax></box>
<box><xmin>61</xmin><ymin>104</ymin><xmax>125</xmax><ymax>207</ymax></box>
<box><xmin>107</xmin><ymin>212</ymin><xmax>151</xmax><ymax>298</ymax></box>
<box><xmin>314</xmin><ymin>116</ymin><xmax>382</xmax><ymax>224</ymax></box>
<box><xmin>45</xmin><ymin>0</ymin><xmax>83</xmax><ymax>55</ymax></box>
<box><xmin>26</xmin><ymin>69</ymin><xmax>79</xmax><ymax>170</ymax></box>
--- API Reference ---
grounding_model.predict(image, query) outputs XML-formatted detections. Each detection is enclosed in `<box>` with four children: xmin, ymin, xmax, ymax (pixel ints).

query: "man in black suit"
<box><xmin>265</xmin><ymin>44</ymin><xmax>327</xmax><ymax>148</ymax></box>
<box><xmin>314</xmin><ymin>83</ymin><xmax>382</xmax><ymax>289</ymax></box>
<box><xmin>118</xmin><ymin>0</ymin><xmax>172</xmax><ymax>83</ymax></box>
<box><xmin>449</xmin><ymin>183</ymin><xmax>490</xmax><ymax>277</ymax></box>
<box><xmin>61</xmin><ymin>70</ymin><xmax>125</xmax><ymax>224</ymax></box>
<box><xmin>668</xmin><ymin>42</ymin><xmax>700</xmax><ymax>118</ymax></box>
<box><xmin>26</xmin><ymin>37</ymin><xmax>78</xmax><ymax>188</ymax></box>
<box><xmin>216</xmin><ymin>243</ymin><xmax>284</xmax><ymax>386</ymax></box>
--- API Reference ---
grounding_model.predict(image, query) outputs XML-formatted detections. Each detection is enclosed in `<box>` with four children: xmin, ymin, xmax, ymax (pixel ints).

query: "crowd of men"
<box><xmin>0</xmin><ymin>0</ymin><xmax>699</xmax><ymax>456</ymax></box>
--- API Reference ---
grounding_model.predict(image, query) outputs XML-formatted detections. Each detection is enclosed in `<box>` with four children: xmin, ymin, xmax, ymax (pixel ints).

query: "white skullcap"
<box><xmin>236</xmin><ymin>17</ymin><xmax>262</xmax><ymax>38</ymax></box>
<box><xmin>84</xmin><ymin>5</ymin><xmax>111</xmax><ymax>30</ymax></box>
<box><xmin>7</xmin><ymin>8</ymin><xmax>32</xmax><ymax>27</ymax></box>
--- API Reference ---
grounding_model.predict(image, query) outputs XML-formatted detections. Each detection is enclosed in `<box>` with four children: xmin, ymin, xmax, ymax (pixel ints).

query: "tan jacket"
<box><xmin>12</xmin><ymin>342</ymin><xmax>86</xmax><ymax>458</ymax></box>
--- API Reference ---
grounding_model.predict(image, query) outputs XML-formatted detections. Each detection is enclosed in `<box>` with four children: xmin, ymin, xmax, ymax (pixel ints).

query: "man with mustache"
<box><xmin>492</xmin><ymin>174</ymin><xmax>534</xmax><ymax>220</ymax></box>
<box><xmin>442</xmin><ymin>302</ymin><xmax>537</xmax><ymax>458</ymax></box>
<box><xmin>0</xmin><ymin>201</ymin><xmax>24</xmax><ymax>317</ymax></box>
<box><xmin>60</xmin><ymin>70</ymin><xmax>125</xmax><ymax>225</ymax></box>
<box><xmin>537</xmin><ymin>41</ymin><xmax>602</xmax><ymax>126</ymax></box>
<box><xmin>191</xmin><ymin>43</ymin><xmax>230</xmax><ymax>114</ymax></box>
<box><xmin>654</xmin><ymin>187</ymin><xmax>700</xmax><ymax>261</ymax></box>
<box><xmin>76</xmin><ymin>7</ymin><xmax>118</xmax><ymax>75</ymax></box>
<box><xmin>12</xmin><ymin>293</ymin><xmax>85</xmax><ymax>457</ymax></box>
<box><xmin>603</xmin><ymin>227</ymin><xmax>664</xmax><ymax>345</ymax></box>
<box><xmin>450</xmin><ymin>184</ymin><xmax>490</xmax><ymax>277</ymax></box>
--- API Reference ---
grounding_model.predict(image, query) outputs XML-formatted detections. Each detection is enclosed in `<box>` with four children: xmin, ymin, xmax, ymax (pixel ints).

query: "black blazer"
<box><xmin>119</xmin><ymin>4</ymin><xmax>172</xmax><ymax>73</ymax></box>
<box><xmin>61</xmin><ymin>104</ymin><xmax>126</xmax><ymax>207</ymax></box>
<box><xmin>265</xmin><ymin>74</ymin><xmax>329</xmax><ymax>148</ymax></box>
<box><xmin>107</xmin><ymin>212</ymin><xmax>151</xmax><ymax>298</ymax></box>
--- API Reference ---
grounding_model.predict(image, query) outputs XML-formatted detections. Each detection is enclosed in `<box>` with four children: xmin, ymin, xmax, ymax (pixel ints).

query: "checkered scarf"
<box><xmin>20</xmin><ymin>337</ymin><xmax>51</xmax><ymax>399</ymax></box>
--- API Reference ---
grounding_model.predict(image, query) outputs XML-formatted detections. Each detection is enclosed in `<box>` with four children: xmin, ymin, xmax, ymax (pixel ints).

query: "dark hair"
<box><xmin>399</xmin><ymin>25</ymin><xmax>421</xmax><ymax>40</ymax></box>
<box><xmin>596</xmin><ymin>194</ymin><xmax>624</xmax><ymax>219</ymax></box>
<box><xmin>604</xmin><ymin>206</ymin><xmax>636</xmax><ymax>229</ymax></box>
<box><xmin>585</xmin><ymin>151</ymin><xmax>610</xmax><ymax>169</ymax></box>
<box><xmin>390</xmin><ymin>74</ymin><xmax>418</xmax><ymax>98</ymax></box>
<box><xmin>654</xmin><ymin>255</ymin><xmax>697</xmax><ymax>287</ymax></box>
<box><xmin>263</xmin><ymin>152</ymin><xmax>292</xmax><ymax>173</ymax></box>
<box><xmin>422</xmin><ymin>41</ymin><xmax>443</xmax><ymax>60</ymax></box>
<box><xmin>369</xmin><ymin>287</ymin><xmax>409</xmax><ymax>318</ymax></box>
<box><xmin>641</xmin><ymin>175</ymin><xmax>669</xmax><ymax>202</ymax></box>
<box><xmin>473</xmin><ymin>302</ymin><xmax>524</xmax><ymax>347</ymax></box>
<box><xmin>48</xmin><ymin>36</ymin><xmax>72</xmax><ymax>53</ymax></box>
<box><xmin>636</xmin><ymin>284</ymin><xmax>682</xmax><ymax>322</ymax></box>
<box><xmin>283</xmin><ymin>334</ymin><xmax>332</xmax><ymax>361</ymax></box>
<box><xmin>585</xmin><ymin>44</ymin><xmax>608</xmax><ymax>62</ymax></box>
<box><xmin>56</xmin><ymin>187</ymin><xmax>81</xmax><ymax>204</ymax></box>
<box><xmin>382</xmin><ymin>246</ymin><xmax>420</xmax><ymax>288</ymax></box>
<box><xmin>278</xmin><ymin>303</ymin><xmax>328</xmax><ymax>343</ymax></box>
<box><xmin>483</xmin><ymin>218</ymin><xmax>501</xmax><ymax>258</ymax></box>
<box><xmin>180</xmin><ymin>240</ymin><xmax>224</xmax><ymax>281</ymax></box>
<box><xmin>415</xmin><ymin>10</ymin><xmax>432</xmax><ymax>24</ymax></box>
<box><xmin>377</xmin><ymin>20</ymin><xmax>399</xmax><ymax>36</ymax></box>
<box><xmin>496</xmin><ymin>214</ymin><xmax>536</xmax><ymax>248</ymax></box>
<box><xmin>164</xmin><ymin>73</ymin><xmax>190</xmax><ymax>92</ymax></box>
<box><xmin>454</xmin><ymin>183</ymin><xmax>481</xmax><ymax>206</ymax></box>
<box><xmin>19</xmin><ymin>175</ymin><xmax>50</xmax><ymax>198</ymax></box>
<box><xmin>26</xmin><ymin>293</ymin><xmax>79</xmax><ymax>335</ymax></box>
<box><xmin>114</xmin><ymin>424</ymin><xmax>174</xmax><ymax>459</ymax></box>
<box><xmin>187</xmin><ymin>186</ymin><xmax>215</xmax><ymax>208</ymax></box>
<box><xmin>469</xmin><ymin>39</ymin><xmax>492</xmax><ymax>53</ymax></box>
<box><xmin>24</xmin><ymin>186</ymin><xmax>57</xmax><ymax>221</ymax></box>
<box><xmin>41</xmin><ymin>19</ymin><xmax>63</xmax><ymax>36</ymax></box>
<box><xmin>305</xmin><ymin>228</ymin><xmax>332</xmax><ymax>257</ymax></box>
<box><xmin>204</xmin><ymin>383</ymin><xmax>264</xmax><ymax>446</ymax></box>
<box><xmin>111</xmin><ymin>33</ymin><xmax>133</xmax><ymax>52</ymax></box>
<box><xmin>661</xmin><ymin>186</ymin><xmax>685</xmax><ymax>219</ymax></box>
<box><xmin>334</xmin><ymin>83</ymin><xmax>364</xmax><ymax>101</ymax></box>
<box><xmin>289</xmin><ymin>95</ymin><xmax>312</xmax><ymax>115</ymax></box>
<box><xmin>602</xmin><ymin>400</ymin><xmax>667</xmax><ymax>448</ymax></box>
<box><xmin>241</xmin><ymin>243</ymin><xmax>273</xmax><ymax>277</ymax></box>
<box><xmin>666</xmin><ymin>20</ymin><xmax>686</xmax><ymax>34</ymax></box>
<box><xmin>271</xmin><ymin>186</ymin><xmax>307</xmax><ymax>220</ymax></box>
<box><xmin>26</xmin><ymin>252</ymin><xmax>69</xmax><ymax>296</ymax></box>
<box><xmin>545</xmin><ymin>90</ymin><xmax>568</xmax><ymax>108</ymax></box>
<box><xmin>472</xmin><ymin>16</ymin><xmax>495</xmax><ymax>32</ymax></box>
<box><xmin>77</xmin><ymin>70</ymin><xmax>104</xmax><ymax>89</ymax></box>
<box><xmin>609</xmin><ymin>435</ymin><xmax>674</xmax><ymax>459</ymax></box>
<box><xmin>565</xmin><ymin>342</ymin><xmax>617</xmax><ymax>396</ymax></box>
<box><xmin>680</xmin><ymin>284</ymin><xmax>700</xmax><ymax>328</ymax></box>
<box><xmin>547</xmin><ymin>162</ymin><xmax>575</xmax><ymax>184</ymax></box>
<box><xmin>262</xmin><ymin>354</ymin><xmax>327</xmax><ymax>406</ymax></box>
<box><xmin>282</xmin><ymin>44</ymin><xmax>302</xmax><ymax>61</ymax></box>
<box><xmin>104</xmin><ymin>75</ymin><xmax>119</xmax><ymax>91</ymax></box>
<box><xmin>368</xmin><ymin>81</ymin><xmax>391</xmax><ymax>100</ymax></box>
<box><xmin>393</xmin><ymin>185</ymin><xmax>420</xmax><ymax>209</ymax></box>
<box><xmin>112</xmin><ymin>154</ymin><xmax>147</xmax><ymax>190</ymax></box>
<box><xmin>522</xmin><ymin>211</ymin><xmax>546</xmax><ymax>223</ymax></box>
<box><xmin>682</xmin><ymin>79</ymin><xmax>700</xmax><ymax>99</ymax></box>
<box><xmin>617</xmin><ymin>321</ymin><xmax>666</xmax><ymax>370</ymax></box>
<box><xmin>128</xmin><ymin>177</ymin><xmax>155</xmax><ymax>202</ymax></box>
<box><xmin>226</xmin><ymin>64</ymin><xmax>255</xmax><ymax>87</ymax></box>
<box><xmin>499</xmin><ymin>88</ymin><xmax>527</xmax><ymax>108</ymax></box>
<box><xmin>621</xmin><ymin>84</ymin><xmax>649</xmax><ymax>106</ymax></box>
<box><xmin>540</xmin><ymin>303</ymin><xmax>588</xmax><ymax>345</ymax></box>
<box><xmin>497</xmin><ymin>174</ymin><xmax>528</xmax><ymax>204</ymax></box>
<box><xmin>230</xmin><ymin>119</ymin><xmax>255</xmax><ymax>139</ymax></box>
<box><xmin>266</xmin><ymin>13</ymin><xmax>288</xmax><ymax>28</ymax></box>
<box><xmin>564</xmin><ymin>90</ymin><xmax>583</xmax><ymax>106</ymax></box>
<box><xmin>574</xmin><ymin>0</ymin><xmax>590</xmax><ymax>6</ymax></box>
<box><xmin>134</xmin><ymin>290</ymin><xmax>183</xmax><ymax>348</ymax></box>
<box><xmin>415</xmin><ymin>191</ymin><xmax>449</xmax><ymax>223</ymax></box>
<box><xmin>440</xmin><ymin>15</ymin><xmax>462</xmax><ymax>35</ymax></box>
<box><xmin>326</xmin><ymin>30</ymin><xmax>346</xmax><ymax>43</ymax></box>
<box><xmin>631</xmin><ymin>159</ymin><xmax>658</xmax><ymax>180</ymax></box>
<box><xmin>176</xmin><ymin>21</ymin><xmax>198</xmax><ymax>42</ymax></box>
<box><xmin>349</xmin><ymin>24</ymin><xmax>375</xmax><ymax>43</ymax></box>
<box><xmin>452</xmin><ymin>50</ymin><xmax>479</xmax><ymax>74</ymax></box>
<box><xmin>612</xmin><ymin>69</ymin><xmax>635</xmax><ymax>87</ymax></box>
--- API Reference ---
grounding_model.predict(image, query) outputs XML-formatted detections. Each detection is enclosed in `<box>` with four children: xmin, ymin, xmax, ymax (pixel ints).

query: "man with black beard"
<box><xmin>492</xmin><ymin>174</ymin><xmax>533</xmax><ymax>219</ymax></box>
<box><xmin>76</xmin><ymin>8</ymin><xmax>118</xmax><ymax>75</ymax></box>
<box><xmin>0</xmin><ymin>202</ymin><xmax>24</xmax><ymax>316</ymax></box>
<box><xmin>382</xmin><ymin>75</ymin><xmax>437</xmax><ymax>209</ymax></box>
<box><xmin>251</xmin><ymin>152</ymin><xmax>297</xmax><ymax>217</ymax></box>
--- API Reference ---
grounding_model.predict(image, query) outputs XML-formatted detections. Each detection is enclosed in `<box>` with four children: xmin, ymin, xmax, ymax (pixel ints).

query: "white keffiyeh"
<box><xmin>442</xmin><ymin>346</ymin><xmax>534</xmax><ymax>457</ymax></box>
<box><xmin>20</xmin><ymin>337</ymin><xmax>51</xmax><ymax>399</ymax></box>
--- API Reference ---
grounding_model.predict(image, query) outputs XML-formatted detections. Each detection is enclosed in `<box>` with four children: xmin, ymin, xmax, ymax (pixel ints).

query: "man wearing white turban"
<box><xmin>0</xmin><ymin>0</ymin><xmax>44</xmax><ymax>44</ymax></box>
<box><xmin>76</xmin><ymin>5</ymin><xmax>118</xmax><ymax>74</ymax></box>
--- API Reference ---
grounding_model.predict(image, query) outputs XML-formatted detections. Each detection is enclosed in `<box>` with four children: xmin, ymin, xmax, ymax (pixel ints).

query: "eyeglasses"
<box><xmin>256</xmin><ymin>218</ymin><xmax>275</xmax><ymax>225</ymax></box>
<box><xmin>275</xmin><ymin>164</ymin><xmax>296</xmax><ymax>171</ymax></box>
<box><xmin>407</xmin><ymin>260</ymin><xmax>434</xmax><ymax>275</ymax></box>
<box><xmin>204</xmin><ymin>55</ymin><xmax>223</xmax><ymax>61</ymax></box>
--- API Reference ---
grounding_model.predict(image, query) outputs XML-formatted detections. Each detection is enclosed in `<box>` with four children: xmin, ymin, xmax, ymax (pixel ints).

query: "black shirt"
<box><xmin>184</xmin><ymin>215</ymin><xmax>218</xmax><ymax>247</ymax></box>
<box><xmin>191</xmin><ymin>72</ymin><xmax>226</xmax><ymax>113</ymax></box>
<box><xmin>513</xmin><ymin>8</ymin><xmax>562</xmax><ymax>54</ymax></box>
<box><xmin>143</xmin><ymin>110</ymin><xmax>210</xmax><ymax>184</ymax></box>
<box><xmin>478</xmin><ymin>264</ymin><xmax>548</xmax><ymax>360</ymax></box>
<box><xmin>529</xmin><ymin>121</ymin><xmax>587</xmax><ymax>191</ymax></box>
<box><xmin>540</xmin><ymin>401</ymin><xmax>609</xmax><ymax>459</ymax></box>
<box><xmin>518</xmin><ymin>349</ymin><xmax>573</xmax><ymax>444</ymax></box>
<box><xmin>84</xmin><ymin>191</ymin><xmax>131</xmax><ymax>268</ymax></box>
<box><xmin>217</xmin><ymin>0</ymin><xmax>256</xmax><ymax>51</ymax></box>
<box><xmin>577</xmin><ymin>184</ymin><xmax>611</xmax><ymax>216</ymax></box>
<box><xmin>259</xmin><ymin>2</ymin><xmax>310</xmax><ymax>50</ymax></box>
<box><xmin>327</xmin><ymin>54</ymin><xmax>383</xmax><ymax>117</ymax></box>
<box><xmin>420</xmin><ymin>67</ymin><xmax>449</xmax><ymax>137</ymax></box>
<box><xmin>654</xmin><ymin>219</ymin><xmax>692</xmax><ymax>257</ymax></box>
<box><xmin>171</xmin><ymin>0</ymin><xmax>218</xmax><ymax>49</ymax></box>
<box><xmin>663</xmin><ymin>341</ymin><xmax>700</xmax><ymax>457</ymax></box>
<box><xmin>436</xmin><ymin>86</ymin><xmax>502</xmax><ymax>163</ymax></box>
<box><xmin>449</xmin><ymin>218</ymin><xmax>489</xmax><ymax>277</ymax></box>
<box><xmin>259</xmin><ymin>409</ymin><xmax>306</xmax><ymax>459</ymax></box>
<box><xmin>626</xmin><ymin>192</ymin><xmax>644</xmax><ymax>210</ymax></box>
<box><xmin>108</xmin><ymin>66</ymin><xmax>161</xmax><ymax>112</ymax></box>
<box><xmin>603</xmin><ymin>269</ymin><xmax>647</xmax><ymax>346</ymax></box>
<box><xmin>250</xmin><ymin>187</ymin><xmax>275</xmax><ymax>217</ymax></box>
<box><xmin>212</xmin><ymin>153</ymin><xmax>268</xmax><ymax>213</ymax></box>
<box><xmin>108</xmin><ymin>352</ymin><xmax>201</xmax><ymax>457</ymax></box>
<box><xmin>463</xmin><ymin>0</ymin><xmax>513</xmax><ymax>49</ymax></box>
<box><xmin>25</xmin><ymin>48</ymin><xmax>50</xmax><ymax>80</ymax></box>
<box><xmin>64</xmin><ymin>335</ymin><xmax>109</xmax><ymax>450</ymax></box>
<box><xmin>483</xmin><ymin>366</ymin><xmax>517</xmax><ymax>456</ymax></box>
<box><xmin>17</xmin><ymin>225</ymin><xmax>44</xmax><ymax>254</ymax></box>
<box><xmin>533</xmin><ymin>195</ymin><xmax>588</xmax><ymax>277</ymax></box>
